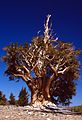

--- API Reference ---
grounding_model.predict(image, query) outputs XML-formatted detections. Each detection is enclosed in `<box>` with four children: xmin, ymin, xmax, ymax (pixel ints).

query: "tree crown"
<box><xmin>3</xmin><ymin>15</ymin><xmax>82</xmax><ymax>105</ymax></box>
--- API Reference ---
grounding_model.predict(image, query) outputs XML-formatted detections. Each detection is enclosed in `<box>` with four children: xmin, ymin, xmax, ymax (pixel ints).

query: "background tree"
<box><xmin>3</xmin><ymin>15</ymin><xmax>81</xmax><ymax>105</ymax></box>
<box><xmin>9</xmin><ymin>93</ymin><xmax>16</xmax><ymax>105</ymax></box>
<box><xmin>0</xmin><ymin>91</ymin><xmax>7</xmax><ymax>105</ymax></box>
<box><xmin>0</xmin><ymin>91</ymin><xmax>2</xmax><ymax>100</ymax></box>
<box><xmin>17</xmin><ymin>87</ymin><xmax>29</xmax><ymax>106</ymax></box>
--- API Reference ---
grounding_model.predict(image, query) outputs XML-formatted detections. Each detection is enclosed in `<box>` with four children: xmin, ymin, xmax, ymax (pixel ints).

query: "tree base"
<box><xmin>30</xmin><ymin>100</ymin><xmax>57</xmax><ymax>110</ymax></box>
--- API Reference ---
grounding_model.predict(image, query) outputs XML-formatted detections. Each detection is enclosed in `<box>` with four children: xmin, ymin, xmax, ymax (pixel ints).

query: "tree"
<box><xmin>17</xmin><ymin>87</ymin><xmax>29</xmax><ymax>106</ymax></box>
<box><xmin>0</xmin><ymin>91</ymin><xmax>2</xmax><ymax>100</ymax></box>
<box><xmin>3</xmin><ymin>15</ymin><xmax>81</xmax><ymax>105</ymax></box>
<box><xmin>9</xmin><ymin>93</ymin><xmax>16</xmax><ymax>105</ymax></box>
<box><xmin>0</xmin><ymin>91</ymin><xmax>7</xmax><ymax>105</ymax></box>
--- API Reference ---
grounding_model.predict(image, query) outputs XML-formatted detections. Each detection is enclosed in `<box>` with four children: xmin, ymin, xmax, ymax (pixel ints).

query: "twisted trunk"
<box><xmin>26</xmin><ymin>74</ymin><xmax>55</xmax><ymax>105</ymax></box>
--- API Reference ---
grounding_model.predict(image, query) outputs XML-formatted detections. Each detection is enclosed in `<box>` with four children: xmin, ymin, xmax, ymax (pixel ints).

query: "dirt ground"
<box><xmin>0</xmin><ymin>106</ymin><xmax>82</xmax><ymax>120</ymax></box>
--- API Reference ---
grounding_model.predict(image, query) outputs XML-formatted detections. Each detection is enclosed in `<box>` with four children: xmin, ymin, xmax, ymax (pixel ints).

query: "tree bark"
<box><xmin>26</xmin><ymin>75</ymin><xmax>55</xmax><ymax>105</ymax></box>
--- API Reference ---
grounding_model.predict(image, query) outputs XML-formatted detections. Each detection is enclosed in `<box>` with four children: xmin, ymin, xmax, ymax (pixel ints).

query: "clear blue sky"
<box><xmin>0</xmin><ymin>0</ymin><xmax>82</xmax><ymax>106</ymax></box>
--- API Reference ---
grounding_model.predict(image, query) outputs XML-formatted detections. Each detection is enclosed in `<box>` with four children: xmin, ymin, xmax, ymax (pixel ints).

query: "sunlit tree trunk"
<box><xmin>25</xmin><ymin>74</ymin><xmax>55</xmax><ymax>105</ymax></box>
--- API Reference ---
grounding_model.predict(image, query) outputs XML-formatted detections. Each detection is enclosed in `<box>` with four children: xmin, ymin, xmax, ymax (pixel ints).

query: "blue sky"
<box><xmin>0</xmin><ymin>0</ymin><xmax>82</xmax><ymax>106</ymax></box>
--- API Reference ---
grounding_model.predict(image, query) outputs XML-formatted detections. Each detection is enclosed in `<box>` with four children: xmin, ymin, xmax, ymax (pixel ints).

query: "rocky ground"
<box><xmin>0</xmin><ymin>105</ymin><xmax>82</xmax><ymax>120</ymax></box>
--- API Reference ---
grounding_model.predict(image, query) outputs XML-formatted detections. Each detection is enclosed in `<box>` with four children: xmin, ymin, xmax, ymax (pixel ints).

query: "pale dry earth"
<box><xmin>0</xmin><ymin>106</ymin><xmax>82</xmax><ymax>120</ymax></box>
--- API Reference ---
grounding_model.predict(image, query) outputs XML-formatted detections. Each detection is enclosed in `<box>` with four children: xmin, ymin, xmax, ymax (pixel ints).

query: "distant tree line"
<box><xmin>0</xmin><ymin>87</ymin><xmax>29</xmax><ymax>106</ymax></box>
<box><xmin>71</xmin><ymin>105</ymin><xmax>82</xmax><ymax>112</ymax></box>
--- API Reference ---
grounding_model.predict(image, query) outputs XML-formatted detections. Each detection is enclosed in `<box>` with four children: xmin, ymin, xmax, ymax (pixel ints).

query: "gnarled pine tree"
<box><xmin>3</xmin><ymin>15</ymin><xmax>81</xmax><ymax>105</ymax></box>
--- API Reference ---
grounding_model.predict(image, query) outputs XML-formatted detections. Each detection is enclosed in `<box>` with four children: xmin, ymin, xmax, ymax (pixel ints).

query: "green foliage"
<box><xmin>50</xmin><ymin>70</ymin><xmax>78</xmax><ymax>105</ymax></box>
<box><xmin>9</xmin><ymin>93</ymin><xmax>16</xmax><ymax>105</ymax></box>
<box><xmin>17</xmin><ymin>87</ymin><xmax>29</xmax><ymax>106</ymax></box>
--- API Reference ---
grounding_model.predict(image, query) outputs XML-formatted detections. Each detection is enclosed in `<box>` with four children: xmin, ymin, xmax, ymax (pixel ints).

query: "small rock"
<box><xmin>5</xmin><ymin>116</ymin><xmax>9</xmax><ymax>118</ymax></box>
<box><xmin>41</xmin><ymin>113</ymin><xmax>46</xmax><ymax>116</ymax></box>
<box><xmin>28</xmin><ymin>111</ymin><xmax>33</xmax><ymax>115</ymax></box>
<box><xmin>47</xmin><ymin>118</ymin><xmax>51</xmax><ymax>120</ymax></box>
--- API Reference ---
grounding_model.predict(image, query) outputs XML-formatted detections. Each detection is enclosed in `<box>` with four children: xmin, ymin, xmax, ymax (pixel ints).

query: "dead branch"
<box><xmin>58</xmin><ymin>67</ymin><xmax>70</xmax><ymax>74</ymax></box>
<box><xmin>14</xmin><ymin>73</ymin><xmax>28</xmax><ymax>82</ymax></box>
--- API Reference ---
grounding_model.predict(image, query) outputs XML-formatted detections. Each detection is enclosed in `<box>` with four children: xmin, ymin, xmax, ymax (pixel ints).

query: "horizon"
<box><xmin>0</xmin><ymin>0</ymin><xmax>82</xmax><ymax>106</ymax></box>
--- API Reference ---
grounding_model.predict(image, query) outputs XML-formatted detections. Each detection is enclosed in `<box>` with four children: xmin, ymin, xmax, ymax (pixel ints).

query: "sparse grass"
<box><xmin>71</xmin><ymin>105</ymin><xmax>82</xmax><ymax>112</ymax></box>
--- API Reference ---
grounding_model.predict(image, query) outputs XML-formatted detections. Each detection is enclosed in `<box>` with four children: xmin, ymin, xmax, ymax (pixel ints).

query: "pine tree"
<box><xmin>0</xmin><ymin>91</ymin><xmax>7</xmax><ymax>105</ymax></box>
<box><xmin>0</xmin><ymin>91</ymin><xmax>2</xmax><ymax>100</ymax></box>
<box><xmin>2</xmin><ymin>95</ymin><xmax>7</xmax><ymax>105</ymax></box>
<box><xmin>9</xmin><ymin>93</ymin><xmax>16</xmax><ymax>105</ymax></box>
<box><xmin>18</xmin><ymin>87</ymin><xmax>29</xmax><ymax>106</ymax></box>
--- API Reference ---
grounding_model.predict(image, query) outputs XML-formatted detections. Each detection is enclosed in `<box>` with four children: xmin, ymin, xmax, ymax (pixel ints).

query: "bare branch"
<box><xmin>31</xmin><ymin>62</ymin><xmax>38</xmax><ymax>72</ymax></box>
<box><xmin>44</xmin><ymin>14</ymin><xmax>51</xmax><ymax>44</ymax></box>
<box><xmin>50</xmin><ymin>63</ymin><xmax>60</xmax><ymax>73</ymax></box>
<box><xmin>14</xmin><ymin>73</ymin><xmax>28</xmax><ymax>82</ymax></box>
<box><xmin>50</xmin><ymin>38</ymin><xmax>58</xmax><ymax>43</ymax></box>
<box><xmin>54</xmin><ymin>44</ymin><xmax>59</xmax><ymax>49</ymax></box>
<box><xmin>58</xmin><ymin>67</ymin><xmax>69</xmax><ymax>74</ymax></box>
<box><xmin>50</xmin><ymin>60</ymin><xmax>70</xmax><ymax>75</ymax></box>
<box><xmin>16</xmin><ymin>65</ymin><xmax>34</xmax><ymax>81</ymax></box>
<box><xmin>46</xmin><ymin>55</ymin><xmax>55</xmax><ymax>61</ymax></box>
<box><xmin>59</xmin><ymin>60</ymin><xmax>68</xmax><ymax>67</ymax></box>
<box><xmin>22</xmin><ymin>65</ymin><xmax>30</xmax><ymax>73</ymax></box>
<box><xmin>50</xmin><ymin>64</ymin><xmax>56</xmax><ymax>73</ymax></box>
